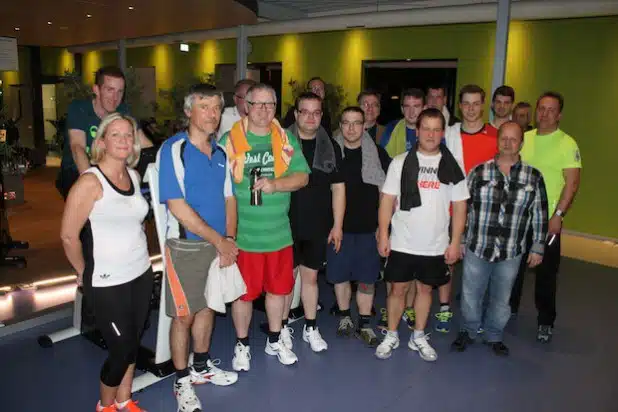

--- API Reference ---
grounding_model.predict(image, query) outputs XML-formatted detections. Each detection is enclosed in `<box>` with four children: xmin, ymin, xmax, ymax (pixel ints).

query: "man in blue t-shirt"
<box><xmin>157</xmin><ymin>84</ymin><xmax>240</xmax><ymax>412</ymax></box>
<box><xmin>56</xmin><ymin>66</ymin><xmax>153</xmax><ymax>198</ymax></box>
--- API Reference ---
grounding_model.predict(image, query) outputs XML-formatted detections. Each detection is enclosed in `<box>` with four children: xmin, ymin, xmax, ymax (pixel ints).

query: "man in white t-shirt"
<box><xmin>376</xmin><ymin>108</ymin><xmax>469</xmax><ymax>362</ymax></box>
<box><xmin>216</xmin><ymin>79</ymin><xmax>256</xmax><ymax>140</ymax></box>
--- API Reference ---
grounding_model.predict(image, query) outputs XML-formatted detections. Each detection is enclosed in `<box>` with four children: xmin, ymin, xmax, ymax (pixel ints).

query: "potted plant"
<box><xmin>287</xmin><ymin>78</ymin><xmax>348</xmax><ymax>132</ymax></box>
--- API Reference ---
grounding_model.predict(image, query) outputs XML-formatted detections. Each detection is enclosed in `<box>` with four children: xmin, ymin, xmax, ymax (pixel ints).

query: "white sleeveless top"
<box><xmin>83</xmin><ymin>167</ymin><xmax>151</xmax><ymax>287</ymax></box>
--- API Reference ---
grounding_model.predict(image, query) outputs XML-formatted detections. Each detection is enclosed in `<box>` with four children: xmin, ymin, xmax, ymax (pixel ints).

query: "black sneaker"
<box><xmin>537</xmin><ymin>325</ymin><xmax>553</xmax><ymax>343</ymax></box>
<box><xmin>451</xmin><ymin>331</ymin><xmax>474</xmax><ymax>352</ymax></box>
<box><xmin>490</xmin><ymin>342</ymin><xmax>509</xmax><ymax>356</ymax></box>
<box><xmin>337</xmin><ymin>316</ymin><xmax>355</xmax><ymax>337</ymax></box>
<box><xmin>356</xmin><ymin>327</ymin><xmax>378</xmax><ymax>348</ymax></box>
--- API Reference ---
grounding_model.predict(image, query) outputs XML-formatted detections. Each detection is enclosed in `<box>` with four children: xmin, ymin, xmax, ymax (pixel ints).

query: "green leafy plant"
<box><xmin>157</xmin><ymin>73</ymin><xmax>215</xmax><ymax>136</ymax></box>
<box><xmin>61</xmin><ymin>68</ymin><xmax>153</xmax><ymax>121</ymax></box>
<box><xmin>287</xmin><ymin>78</ymin><xmax>348</xmax><ymax>131</ymax></box>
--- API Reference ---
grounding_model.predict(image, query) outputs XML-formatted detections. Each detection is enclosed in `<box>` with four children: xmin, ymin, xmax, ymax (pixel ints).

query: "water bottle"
<box><xmin>250</xmin><ymin>167</ymin><xmax>262</xmax><ymax>206</ymax></box>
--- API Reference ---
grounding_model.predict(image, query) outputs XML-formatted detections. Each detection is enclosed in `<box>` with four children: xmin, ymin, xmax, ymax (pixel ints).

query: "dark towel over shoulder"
<box><xmin>400</xmin><ymin>143</ymin><xmax>465</xmax><ymax>211</ymax></box>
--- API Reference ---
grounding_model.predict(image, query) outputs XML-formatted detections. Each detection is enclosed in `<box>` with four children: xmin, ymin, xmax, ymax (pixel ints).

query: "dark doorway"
<box><xmin>362</xmin><ymin>60</ymin><xmax>458</xmax><ymax>126</ymax></box>
<box><xmin>215</xmin><ymin>62</ymin><xmax>283</xmax><ymax>118</ymax></box>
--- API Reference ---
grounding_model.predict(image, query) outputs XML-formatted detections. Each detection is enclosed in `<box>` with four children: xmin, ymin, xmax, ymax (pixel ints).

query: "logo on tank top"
<box><xmin>99</xmin><ymin>273</ymin><xmax>110</xmax><ymax>280</ymax></box>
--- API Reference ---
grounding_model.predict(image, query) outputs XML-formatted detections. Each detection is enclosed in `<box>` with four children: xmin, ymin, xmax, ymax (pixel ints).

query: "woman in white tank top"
<box><xmin>60</xmin><ymin>112</ymin><xmax>153</xmax><ymax>412</ymax></box>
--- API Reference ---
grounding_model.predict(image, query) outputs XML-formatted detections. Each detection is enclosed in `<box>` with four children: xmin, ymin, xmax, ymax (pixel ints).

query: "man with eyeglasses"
<box><xmin>358</xmin><ymin>90</ymin><xmax>385</xmax><ymax>144</ymax></box>
<box><xmin>283</xmin><ymin>77</ymin><xmax>332</xmax><ymax>135</ymax></box>
<box><xmin>281</xmin><ymin>91</ymin><xmax>345</xmax><ymax>353</ymax></box>
<box><xmin>220</xmin><ymin>83</ymin><xmax>310</xmax><ymax>369</ymax></box>
<box><xmin>217</xmin><ymin>79</ymin><xmax>257</xmax><ymax>140</ymax></box>
<box><xmin>328</xmin><ymin>107</ymin><xmax>390</xmax><ymax>347</ymax></box>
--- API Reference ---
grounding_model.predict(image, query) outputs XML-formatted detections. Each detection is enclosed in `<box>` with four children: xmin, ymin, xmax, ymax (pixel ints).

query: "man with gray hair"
<box><xmin>220</xmin><ymin>82</ymin><xmax>310</xmax><ymax>369</ymax></box>
<box><xmin>158</xmin><ymin>83</ymin><xmax>239</xmax><ymax>412</ymax></box>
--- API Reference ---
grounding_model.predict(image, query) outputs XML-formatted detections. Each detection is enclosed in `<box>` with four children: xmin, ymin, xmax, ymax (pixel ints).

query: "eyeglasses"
<box><xmin>341</xmin><ymin>120</ymin><xmax>364</xmax><ymax>128</ymax></box>
<box><xmin>297</xmin><ymin>109</ymin><xmax>322</xmax><ymax>118</ymax></box>
<box><xmin>248</xmin><ymin>101</ymin><xmax>276</xmax><ymax>110</ymax></box>
<box><xmin>234</xmin><ymin>94</ymin><xmax>245</xmax><ymax>100</ymax></box>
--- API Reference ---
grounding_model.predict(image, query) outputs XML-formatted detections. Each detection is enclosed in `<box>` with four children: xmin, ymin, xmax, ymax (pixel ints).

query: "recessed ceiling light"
<box><xmin>14</xmin><ymin>27</ymin><xmax>20</xmax><ymax>31</ymax></box>
<box><xmin>47</xmin><ymin>21</ymin><xmax>52</xmax><ymax>25</ymax></box>
<box><xmin>87</xmin><ymin>14</ymin><xmax>92</xmax><ymax>18</ymax></box>
<box><xmin>128</xmin><ymin>6</ymin><xmax>134</xmax><ymax>10</ymax></box>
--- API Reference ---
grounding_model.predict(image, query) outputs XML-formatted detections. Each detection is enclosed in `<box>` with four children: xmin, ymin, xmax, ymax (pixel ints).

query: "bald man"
<box><xmin>452</xmin><ymin>121</ymin><xmax>548</xmax><ymax>357</ymax></box>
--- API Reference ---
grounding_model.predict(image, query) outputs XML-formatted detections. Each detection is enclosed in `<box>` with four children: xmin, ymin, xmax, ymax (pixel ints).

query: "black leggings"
<box><xmin>92</xmin><ymin>268</ymin><xmax>154</xmax><ymax>387</ymax></box>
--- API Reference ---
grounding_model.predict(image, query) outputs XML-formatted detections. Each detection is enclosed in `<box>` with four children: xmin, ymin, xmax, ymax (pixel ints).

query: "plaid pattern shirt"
<box><xmin>465</xmin><ymin>158</ymin><xmax>548</xmax><ymax>262</ymax></box>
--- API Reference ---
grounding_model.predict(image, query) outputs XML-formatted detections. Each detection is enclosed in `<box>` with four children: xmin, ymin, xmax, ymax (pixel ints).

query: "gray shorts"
<box><xmin>164</xmin><ymin>238</ymin><xmax>217</xmax><ymax>317</ymax></box>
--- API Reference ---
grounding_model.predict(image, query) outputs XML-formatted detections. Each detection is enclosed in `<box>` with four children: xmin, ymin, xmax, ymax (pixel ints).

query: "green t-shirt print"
<box><xmin>222</xmin><ymin>129</ymin><xmax>310</xmax><ymax>252</ymax></box>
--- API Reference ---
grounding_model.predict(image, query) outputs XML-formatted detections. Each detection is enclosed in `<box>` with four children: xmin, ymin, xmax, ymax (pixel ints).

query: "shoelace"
<box><xmin>435</xmin><ymin>311</ymin><xmax>453</xmax><ymax>322</ymax></box>
<box><xmin>282</xmin><ymin>325</ymin><xmax>295</xmax><ymax>337</ymax></box>
<box><xmin>235</xmin><ymin>342</ymin><xmax>252</xmax><ymax>359</ymax></box>
<box><xmin>339</xmin><ymin>317</ymin><xmax>354</xmax><ymax>331</ymax></box>
<box><xmin>413</xmin><ymin>334</ymin><xmax>434</xmax><ymax>352</ymax></box>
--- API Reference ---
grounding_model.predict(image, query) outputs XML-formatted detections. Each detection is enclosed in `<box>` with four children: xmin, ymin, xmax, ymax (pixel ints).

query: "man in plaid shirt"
<box><xmin>452</xmin><ymin>121</ymin><xmax>548</xmax><ymax>356</ymax></box>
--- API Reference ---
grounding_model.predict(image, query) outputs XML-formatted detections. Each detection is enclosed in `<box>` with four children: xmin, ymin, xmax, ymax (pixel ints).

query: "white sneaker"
<box><xmin>280</xmin><ymin>325</ymin><xmax>294</xmax><ymax>350</ymax></box>
<box><xmin>174</xmin><ymin>376</ymin><xmax>202</xmax><ymax>412</ymax></box>
<box><xmin>232</xmin><ymin>342</ymin><xmax>251</xmax><ymax>372</ymax></box>
<box><xmin>375</xmin><ymin>331</ymin><xmax>400</xmax><ymax>359</ymax></box>
<box><xmin>302</xmin><ymin>325</ymin><xmax>328</xmax><ymax>352</ymax></box>
<box><xmin>190</xmin><ymin>359</ymin><xmax>238</xmax><ymax>386</ymax></box>
<box><xmin>265</xmin><ymin>337</ymin><xmax>298</xmax><ymax>365</ymax></box>
<box><xmin>408</xmin><ymin>333</ymin><xmax>438</xmax><ymax>362</ymax></box>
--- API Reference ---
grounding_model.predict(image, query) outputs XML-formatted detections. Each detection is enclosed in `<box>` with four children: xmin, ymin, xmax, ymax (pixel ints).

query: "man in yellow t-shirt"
<box><xmin>510</xmin><ymin>91</ymin><xmax>582</xmax><ymax>344</ymax></box>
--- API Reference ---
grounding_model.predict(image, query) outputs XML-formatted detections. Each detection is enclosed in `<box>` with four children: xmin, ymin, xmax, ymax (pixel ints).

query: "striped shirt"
<box><xmin>465</xmin><ymin>158</ymin><xmax>548</xmax><ymax>262</ymax></box>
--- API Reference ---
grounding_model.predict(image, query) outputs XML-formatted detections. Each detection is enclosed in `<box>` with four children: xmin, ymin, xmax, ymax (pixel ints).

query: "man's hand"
<box><xmin>219</xmin><ymin>253</ymin><xmax>236</xmax><ymax>268</ymax></box>
<box><xmin>548</xmin><ymin>215</ymin><xmax>562</xmax><ymax>235</ymax></box>
<box><xmin>328</xmin><ymin>226</ymin><xmax>343</xmax><ymax>253</ymax></box>
<box><xmin>253</xmin><ymin>177</ymin><xmax>277</xmax><ymax>194</ymax></box>
<box><xmin>378</xmin><ymin>231</ymin><xmax>391</xmax><ymax>258</ymax></box>
<box><xmin>527</xmin><ymin>252</ymin><xmax>543</xmax><ymax>268</ymax></box>
<box><xmin>444</xmin><ymin>243</ymin><xmax>461</xmax><ymax>265</ymax></box>
<box><xmin>216</xmin><ymin>237</ymin><xmax>238</xmax><ymax>259</ymax></box>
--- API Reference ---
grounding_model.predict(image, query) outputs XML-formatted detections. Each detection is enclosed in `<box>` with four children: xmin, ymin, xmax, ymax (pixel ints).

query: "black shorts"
<box><xmin>293</xmin><ymin>238</ymin><xmax>327</xmax><ymax>271</ymax></box>
<box><xmin>384</xmin><ymin>251</ymin><xmax>451</xmax><ymax>287</ymax></box>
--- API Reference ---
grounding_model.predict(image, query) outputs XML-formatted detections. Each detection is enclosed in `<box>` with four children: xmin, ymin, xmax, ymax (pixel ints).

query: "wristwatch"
<box><xmin>555</xmin><ymin>209</ymin><xmax>565</xmax><ymax>219</ymax></box>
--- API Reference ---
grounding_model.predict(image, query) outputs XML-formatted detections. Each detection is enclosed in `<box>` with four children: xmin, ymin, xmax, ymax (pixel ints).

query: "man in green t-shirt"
<box><xmin>510</xmin><ymin>91</ymin><xmax>582</xmax><ymax>344</ymax></box>
<box><xmin>220</xmin><ymin>83</ymin><xmax>310</xmax><ymax>370</ymax></box>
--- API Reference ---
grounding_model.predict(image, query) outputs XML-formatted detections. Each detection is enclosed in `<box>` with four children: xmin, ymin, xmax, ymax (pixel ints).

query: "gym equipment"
<box><xmin>0</xmin><ymin>156</ymin><xmax>28</xmax><ymax>268</ymax></box>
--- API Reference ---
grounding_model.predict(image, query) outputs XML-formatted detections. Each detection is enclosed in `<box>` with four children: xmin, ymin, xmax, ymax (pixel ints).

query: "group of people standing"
<box><xmin>58</xmin><ymin>67</ymin><xmax>581</xmax><ymax>412</ymax></box>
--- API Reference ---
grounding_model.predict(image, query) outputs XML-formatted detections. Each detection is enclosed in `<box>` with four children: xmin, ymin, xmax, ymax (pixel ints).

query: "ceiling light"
<box><xmin>14</xmin><ymin>27</ymin><xmax>20</xmax><ymax>31</ymax></box>
<box><xmin>47</xmin><ymin>21</ymin><xmax>52</xmax><ymax>25</ymax></box>
<box><xmin>87</xmin><ymin>14</ymin><xmax>92</xmax><ymax>18</ymax></box>
<box><xmin>128</xmin><ymin>6</ymin><xmax>134</xmax><ymax>10</ymax></box>
<box><xmin>180</xmin><ymin>43</ymin><xmax>189</xmax><ymax>52</ymax></box>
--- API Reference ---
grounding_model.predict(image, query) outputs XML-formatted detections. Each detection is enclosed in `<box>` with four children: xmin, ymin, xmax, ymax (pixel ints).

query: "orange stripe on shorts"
<box><xmin>165</xmin><ymin>246</ymin><xmax>190</xmax><ymax>317</ymax></box>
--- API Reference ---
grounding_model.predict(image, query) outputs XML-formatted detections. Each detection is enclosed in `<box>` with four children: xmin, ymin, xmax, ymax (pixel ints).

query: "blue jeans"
<box><xmin>461</xmin><ymin>251</ymin><xmax>523</xmax><ymax>342</ymax></box>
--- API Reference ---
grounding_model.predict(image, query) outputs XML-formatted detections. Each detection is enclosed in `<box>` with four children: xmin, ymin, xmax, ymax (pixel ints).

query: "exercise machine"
<box><xmin>0</xmin><ymin>156</ymin><xmax>28</xmax><ymax>268</ymax></box>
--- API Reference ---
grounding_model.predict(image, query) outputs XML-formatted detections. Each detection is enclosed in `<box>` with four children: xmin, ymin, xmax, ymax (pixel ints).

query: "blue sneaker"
<box><xmin>434</xmin><ymin>310</ymin><xmax>453</xmax><ymax>333</ymax></box>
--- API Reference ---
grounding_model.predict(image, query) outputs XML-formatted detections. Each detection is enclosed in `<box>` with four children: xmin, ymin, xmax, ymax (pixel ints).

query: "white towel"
<box><xmin>205</xmin><ymin>257</ymin><xmax>247</xmax><ymax>313</ymax></box>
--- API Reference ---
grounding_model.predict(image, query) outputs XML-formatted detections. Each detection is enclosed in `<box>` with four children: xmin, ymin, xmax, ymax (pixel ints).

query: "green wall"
<box><xmin>36</xmin><ymin>16</ymin><xmax>618</xmax><ymax>239</ymax></box>
<box><xmin>249</xmin><ymin>23</ymin><xmax>495</xmax><ymax>112</ymax></box>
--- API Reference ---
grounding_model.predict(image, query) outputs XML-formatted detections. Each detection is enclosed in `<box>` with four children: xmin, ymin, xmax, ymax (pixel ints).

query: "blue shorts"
<box><xmin>326</xmin><ymin>232</ymin><xmax>381</xmax><ymax>285</ymax></box>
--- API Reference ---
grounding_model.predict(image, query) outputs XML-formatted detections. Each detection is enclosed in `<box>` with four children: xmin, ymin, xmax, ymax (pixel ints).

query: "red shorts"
<box><xmin>237</xmin><ymin>246</ymin><xmax>294</xmax><ymax>301</ymax></box>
